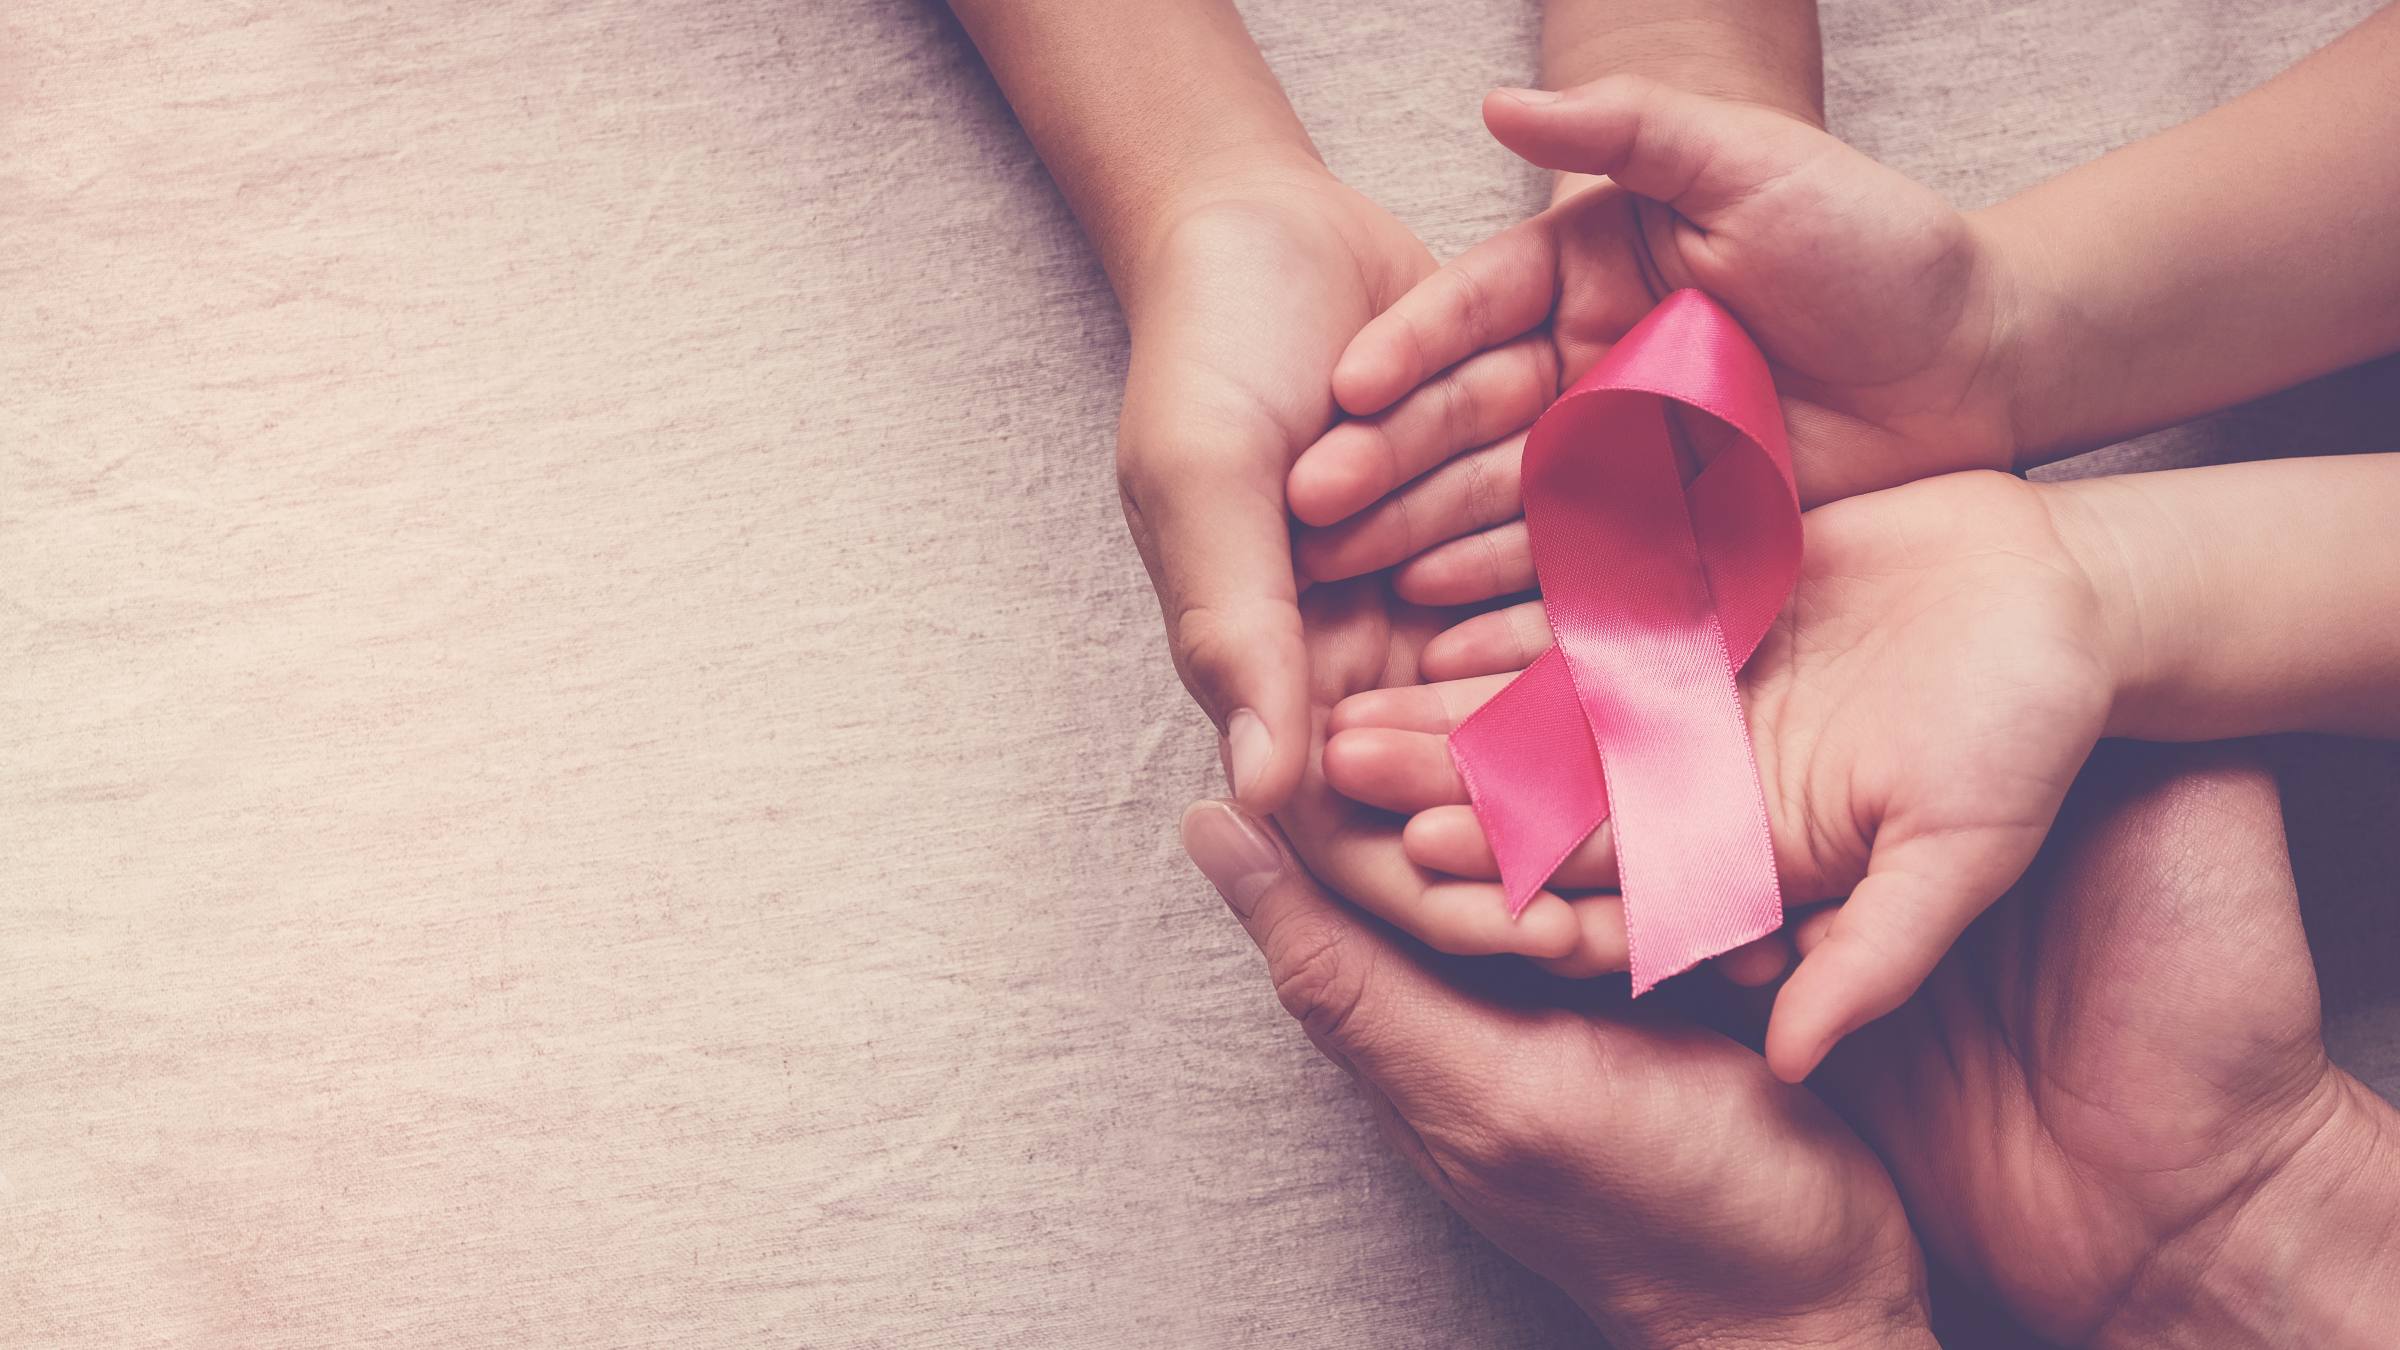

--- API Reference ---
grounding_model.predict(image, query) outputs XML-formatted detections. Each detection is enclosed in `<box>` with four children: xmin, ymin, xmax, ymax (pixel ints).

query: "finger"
<box><xmin>1296</xmin><ymin>433</ymin><xmax>1527</xmax><ymax>584</ymax></box>
<box><xmin>1327</xmin><ymin>673</ymin><xmax>1515</xmax><ymax>736</ymax></box>
<box><xmin>1789</xmin><ymin>902</ymin><xmax>1844</xmax><ymax>956</ymax></box>
<box><xmin>1764</xmin><ymin>833</ymin><xmax>2031</xmax><ymax>1083</ymax></box>
<box><xmin>1289</xmin><ymin>338</ymin><xmax>1555</xmax><ymax>528</ymax></box>
<box><xmin>1181</xmin><ymin>801</ymin><xmax>1559</xmax><ymax>1073</ymax></box>
<box><xmin>1403</xmin><ymin>805</ymin><xmax>1620</xmax><ymax>891</ymax></box>
<box><xmin>1530</xmin><ymin>893</ymin><xmax>1631</xmax><ymax>978</ymax></box>
<box><xmin>1713</xmin><ymin>934</ymin><xmax>1794</xmax><ymax>988</ymax></box>
<box><xmin>1118</xmin><ymin>433</ymin><xmax>1310</xmax><ymax>814</ymax></box>
<box><xmin>1482</xmin><ymin>79</ymin><xmax>1823</xmax><ymax>224</ymax></box>
<box><xmin>1275</xmin><ymin>767</ymin><xmax>1581</xmax><ymax>960</ymax></box>
<box><xmin>1422</xmin><ymin>600</ymin><xmax>1553</xmax><ymax>681</ymax></box>
<box><xmin>1332</xmin><ymin>216</ymin><xmax>1562</xmax><ymax>418</ymax></box>
<box><xmin>1321</xmin><ymin>727</ymin><xmax>1470</xmax><ymax>814</ymax></box>
<box><xmin>1393</xmin><ymin>520</ymin><xmax>1536</xmax><ymax>607</ymax></box>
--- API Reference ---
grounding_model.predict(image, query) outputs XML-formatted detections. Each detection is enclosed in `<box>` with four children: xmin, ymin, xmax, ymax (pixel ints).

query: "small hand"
<box><xmin>1282</xmin><ymin>576</ymin><xmax>1788</xmax><ymax>981</ymax></box>
<box><xmin>1322</xmin><ymin>472</ymin><xmax>2115</xmax><ymax>1080</ymax></box>
<box><xmin>1289</xmin><ymin>77</ymin><xmax>2029</xmax><ymax>605</ymax></box>
<box><xmin>1116</xmin><ymin>155</ymin><xmax>1434</xmax><ymax>811</ymax></box>
<box><xmin>1182</xmin><ymin>799</ymin><xmax>1936</xmax><ymax>1349</ymax></box>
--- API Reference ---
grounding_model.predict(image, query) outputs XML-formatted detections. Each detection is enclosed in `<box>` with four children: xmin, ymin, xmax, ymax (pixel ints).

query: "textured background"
<box><xmin>4</xmin><ymin>1</ymin><xmax>2397</xmax><ymax>1345</ymax></box>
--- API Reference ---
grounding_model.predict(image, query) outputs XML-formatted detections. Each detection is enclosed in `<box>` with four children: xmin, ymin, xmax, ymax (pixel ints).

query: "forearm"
<box><xmin>947</xmin><ymin>0</ymin><xmax>1318</xmax><ymax>309</ymax></box>
<box><xmin>1540</xmin><ymin>0</ymin><xmax>1821</xmax><ymax>201</ymax></box>
<box><xmin>1985</xmin><ymin>2</ymin><xmax>2400</xmax><ymax>459</ymax></box>
<box><xmin>1543</xmin><ymin>0</ymin><xmax>1821</xmax><ymax>119</ymax></box>
<box><xmin>2048</xmin><ymin>454</ymin><xmax>2400</xmax><ymax>740</ymax></box>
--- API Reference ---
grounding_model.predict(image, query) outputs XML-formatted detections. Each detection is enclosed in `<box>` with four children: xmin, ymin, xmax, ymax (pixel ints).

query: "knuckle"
<box><xmin>1423</xmin><ymin>1042</ymin><xmax>1598</xmax><ymax>1181</ymax></box>
<box><xmin>1447</xmin><ymin>264</ymin><xmax>1494</xmax><ymax>341</ymax></box>
<box><xmin>1459</xmin><ymin>452</ymin><xmax>1497</xmax><ymax>526</ymax></box>
<box><xmin>1509</xmin><ymin>602</ymin><xmax>1551</xmax><ymax>660</ymax></box>
<box><xmin>1167</xmin><ymin>601</ymin><xmax>1243</xmax><ymax>692</ymax></box>
<box><xmin>1265</xmin><ymin>911</ymin><xmax>1374</xmax><ymax>1049</ymax></box>
<box><xmin>1437</xmin><ymin>366</ymin><xmax>1481</xmax><ymax>440</ymax></box>
<box><xmin>1520</xmin><ymin>339</ymin><xmax>1562</xmax><ymax>403</ymax></box>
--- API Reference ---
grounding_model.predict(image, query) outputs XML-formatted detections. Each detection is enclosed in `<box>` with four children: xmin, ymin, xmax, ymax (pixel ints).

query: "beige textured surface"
<box><xmin>4</xmin><ymin>2</ymin><xmax>2396</xmax><ymax>1346</ymax></box>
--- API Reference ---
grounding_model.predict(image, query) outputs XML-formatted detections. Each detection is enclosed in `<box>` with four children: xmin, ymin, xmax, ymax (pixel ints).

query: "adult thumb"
<box><xmin>1182</xmin><ymin>801</ymin><xmax>1462</xmax><ymax>1088</ymax></box>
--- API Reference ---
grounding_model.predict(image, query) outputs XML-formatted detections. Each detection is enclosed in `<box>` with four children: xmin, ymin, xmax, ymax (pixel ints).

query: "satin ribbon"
<box><xmin>1448</xmin><ymin>290</ymin><xmax>1799</xmax><ymax>994</ymax></box>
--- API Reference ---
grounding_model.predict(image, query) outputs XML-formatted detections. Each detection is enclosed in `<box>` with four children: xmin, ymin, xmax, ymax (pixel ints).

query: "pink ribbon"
<box><xmin>1448</xmin><ymin>290</ymin><xmax>1799</xmax><ymax>994</ymax></box>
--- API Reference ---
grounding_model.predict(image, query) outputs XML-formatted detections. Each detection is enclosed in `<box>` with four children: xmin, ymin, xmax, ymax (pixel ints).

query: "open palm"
<box><xmin>1319</xmin><ymin>472</ymin><xmax>2114</xmax><ymax>1079</ymax></box>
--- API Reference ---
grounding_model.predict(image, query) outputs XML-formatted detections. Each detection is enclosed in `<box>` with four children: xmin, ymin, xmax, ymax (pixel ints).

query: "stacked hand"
<box><xmin>1290</xmin><ymin>77</ymin><xmax>2033</xmax><ymax>615</ymax></box>
<box><xmin>1326</xmin><ymin>470</ymin><xmax>2116</xmax><ymax>1081</ymax></box>
<box><xmin>1114</xmin><ymin>152</ymin><xmax>1434</xmax><ymax>813</ymax></box>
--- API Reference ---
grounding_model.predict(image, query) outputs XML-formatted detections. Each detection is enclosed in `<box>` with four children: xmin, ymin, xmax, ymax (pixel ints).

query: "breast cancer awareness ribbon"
<box><xmin>1447</xmin><ymin>290</ymin><xmax>1800</xmax><ymax>994</ymax></box>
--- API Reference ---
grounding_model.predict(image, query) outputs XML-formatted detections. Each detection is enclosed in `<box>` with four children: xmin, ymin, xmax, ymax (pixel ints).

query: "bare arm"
<box><xmin>946</xmin><ymin>0</ymin><xmax>1319</xmax><ymax>312</ymax></box>
<box><xmin>1990</xmin><ymin>2</ymin><xmax>2400</xmax><ymax>458</ymax></box>
<box><xmin>1541</xmin><ymin>0</ymin><xmax>1821</xmax><ymax>201</ymax></box>
<box><xmin>2056</xmin><ymin>453</ymin><xmax>2400</xmax><ymax>741</ymax></box>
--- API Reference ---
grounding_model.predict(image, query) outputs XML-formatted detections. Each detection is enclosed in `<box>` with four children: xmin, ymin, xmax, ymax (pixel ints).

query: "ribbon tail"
<box><xmin>1448</xmin><ymin>647</ymin><xmax>1610</xmax><ymax>916</ymax></box>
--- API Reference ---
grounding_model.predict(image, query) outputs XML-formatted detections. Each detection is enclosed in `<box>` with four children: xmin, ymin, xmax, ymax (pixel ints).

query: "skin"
<box><xmin>1191</xmin><ymin>739</ymin><xmax>2400</xmax><ymax>1347</ymax></box>
<box><xmin>1327</xmin><ymin>454</ymin><xmax>2400</xmax><ymax>1080</ymax></box>
<box><xmin>1183</xmin><ymin>797</ymin><xmax>1938</xmax><ymax>1349</ymax></box>
<box><xmin>1292</xmin><ymin>83</ymin><xmax>2026</xmax><ymax>606</ymax></box>
<box><xmin>1326</xmin><ymin>472</ymin><xmax>2116</xmax><ymax>1081</ymax></box>
<box><xmin>1301</xmin><ymin>27</ymin><xmax>2400</xmax><ymax>1073</ymax></box>
<box><xmin>1300</xmin><ymin>1</ymin><xmax>2400</xmax><ymax>602</ymax></box>
<box><xmin>1821</xmin><ymin>741</ymin><xmax>2400</xmax><ymax>1347</ymax></box>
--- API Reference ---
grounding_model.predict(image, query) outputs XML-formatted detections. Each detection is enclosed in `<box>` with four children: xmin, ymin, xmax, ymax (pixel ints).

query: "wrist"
<box><xmin>2037</xmin><ymin>474</ymin><xmax>2183</xmax><ymax>742</ymax></box>
<box><xmin>1970</xmin><ymin>195</ymin><xmax>2090</xmax><ymax>465</ymax></box>
<box><xmin>1106</xmin><ymin>142</ymin><xmax>1336</xmax><ymax>323</ymax></box>
<box><xmin>1543</xmin><ymin>16</ymin><xmax>1823</xmax><ymax>206</ymax></box>
<box><xmin>1605</xmin><ymin>1297</ymin><xmax>1939</xmax><ymax>1350</ymax></box>
<box><xmin>2096</xmin><ymin>1070</ymin><xmax>2400</xmax><ymax>1350</ymax></box>
<box><xmin>1590</xmin><ymin>1251</ymin><xmax>1937</xmax><ymax>1350</ymax></box>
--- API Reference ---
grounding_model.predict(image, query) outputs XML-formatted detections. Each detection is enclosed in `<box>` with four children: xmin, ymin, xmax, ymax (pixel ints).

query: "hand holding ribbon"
<box><xmin>1448</xmin><ymin>290</ymin><xmax>1797</xmax><ymax>994</ymax></box>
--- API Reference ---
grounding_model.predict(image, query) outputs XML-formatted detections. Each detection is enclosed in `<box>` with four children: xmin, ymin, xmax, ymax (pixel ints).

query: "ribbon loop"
<box><xmin>1447</xmin><ymin>291</ymin><xmax>1800</xmax><ymax>993</ymax></box>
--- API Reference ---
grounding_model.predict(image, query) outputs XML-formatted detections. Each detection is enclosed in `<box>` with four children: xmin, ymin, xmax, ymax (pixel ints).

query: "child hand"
<box><xmin>1289</xmin><ymin>77</ymin><xmax>2033</xmax><ymax>605</ymax></box>
<box><xmin>1321</xmin><ymin>472</ymin><xmax>2119</xmax><ymax>1082</ymax></box>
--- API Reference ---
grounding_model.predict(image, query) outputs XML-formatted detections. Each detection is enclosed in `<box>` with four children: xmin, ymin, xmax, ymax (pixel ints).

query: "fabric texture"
<box><xmin>3</xmin><ymin>1</ymin><xmax>2396</xmax><ymax>1346</ymax></box>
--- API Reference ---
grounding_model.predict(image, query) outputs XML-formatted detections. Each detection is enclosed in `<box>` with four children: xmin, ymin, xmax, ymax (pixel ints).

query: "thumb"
<box><xmin>1763</xmin><ymin>830</ymin><xmax>2036</xmax><ymax>1083</ymax></box>
<box><xmin>1119</xmin><ymin>436</ymin><xmax>1311</xmax><ymax>814</ymax></box>
<box><xmin>1181</xmin><ymin>800</ymin><xmax>1470</xmax><ymax>1096</ymax></box>
<box><xmin>1482</xmin><ymin>77</ymin><xmax>1823</xmax><ymax>224</ymax></box>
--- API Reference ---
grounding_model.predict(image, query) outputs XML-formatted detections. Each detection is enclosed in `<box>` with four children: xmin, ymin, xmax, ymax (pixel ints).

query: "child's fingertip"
<box><xmin>1715</xmin><ymin>934</ymin><xmax>1791</xmax><ymax>987</ymax></box>
<box><xmin>1516</xmin><ymin>892</ymin><xmax>1583</xmax><ymax>959</ymax></box>
<box><xmin>1332</xmin><ymin>347</ymin><xmax>1402</xmax><ymax>418</ymax></box>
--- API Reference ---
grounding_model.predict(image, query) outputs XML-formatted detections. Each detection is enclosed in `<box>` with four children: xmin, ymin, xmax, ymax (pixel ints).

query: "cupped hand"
<box><xmin>1824</xmin><ymin>741</ymin><xmax>2400</xmax><ymax>1347</ymax></box>
<box><xmin>1322</xmin><ymin>471</ymin><xmax>2115</xmax><ymax>1080</ymax></box>
<box><xmin>1182</xmin><ymin>799</ymin><xmax>1935</xmax><ymax>1349</ymax></box>
<box><xmin>1115</xmin><ymin>154</ymin><xmax>1435</xmax><ymax>812</ymax></box>
<box><xmin>1275</xmin><ymin>574</ymin><xmax>1789</xmax><ymax>982</ymax></box>
<box><xmin>1289</xmin><ymin>77</ymin><xmax>2030</xmax><ymax>605</ymax></box>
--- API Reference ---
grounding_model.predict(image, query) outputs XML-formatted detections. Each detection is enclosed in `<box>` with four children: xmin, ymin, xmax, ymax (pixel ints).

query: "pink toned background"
<box><xmin>4</xmin><ymin>1</ymin><xmax>2396</xmax><ymax>1345</ymax></box>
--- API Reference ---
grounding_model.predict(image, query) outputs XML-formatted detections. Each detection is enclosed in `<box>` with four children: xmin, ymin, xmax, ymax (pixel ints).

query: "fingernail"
<box><xmin>1494</xmin><ymin>86</ymin><xmax>1562</xmax><ymax>106</ymax></box>
<box><xmin>1181</xmin><ymin>800</ymin><xmax>1282</xmax><ymax>919</ymax></box>
<box><xmin>1225</xmin><ymin>709</ymin><xmax>1271</xmax><ymax>803</ymax></box>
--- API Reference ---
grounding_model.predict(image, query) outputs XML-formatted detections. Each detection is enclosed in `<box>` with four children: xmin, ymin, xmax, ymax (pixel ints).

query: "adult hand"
<box><xmin>1826</xmin><ymin>742</ymin><xmax>2400</xmax><ymax>1347</ymax></box>
<box><xmin>1116</xmin><ymin>154</ymin><xmax>1435</xmax><ymax>811</ymax></box>
<box><xmin>1182</xmin><ymin>798</ymin><xmax>1936</xmax><ymax>1349</ymax></box>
